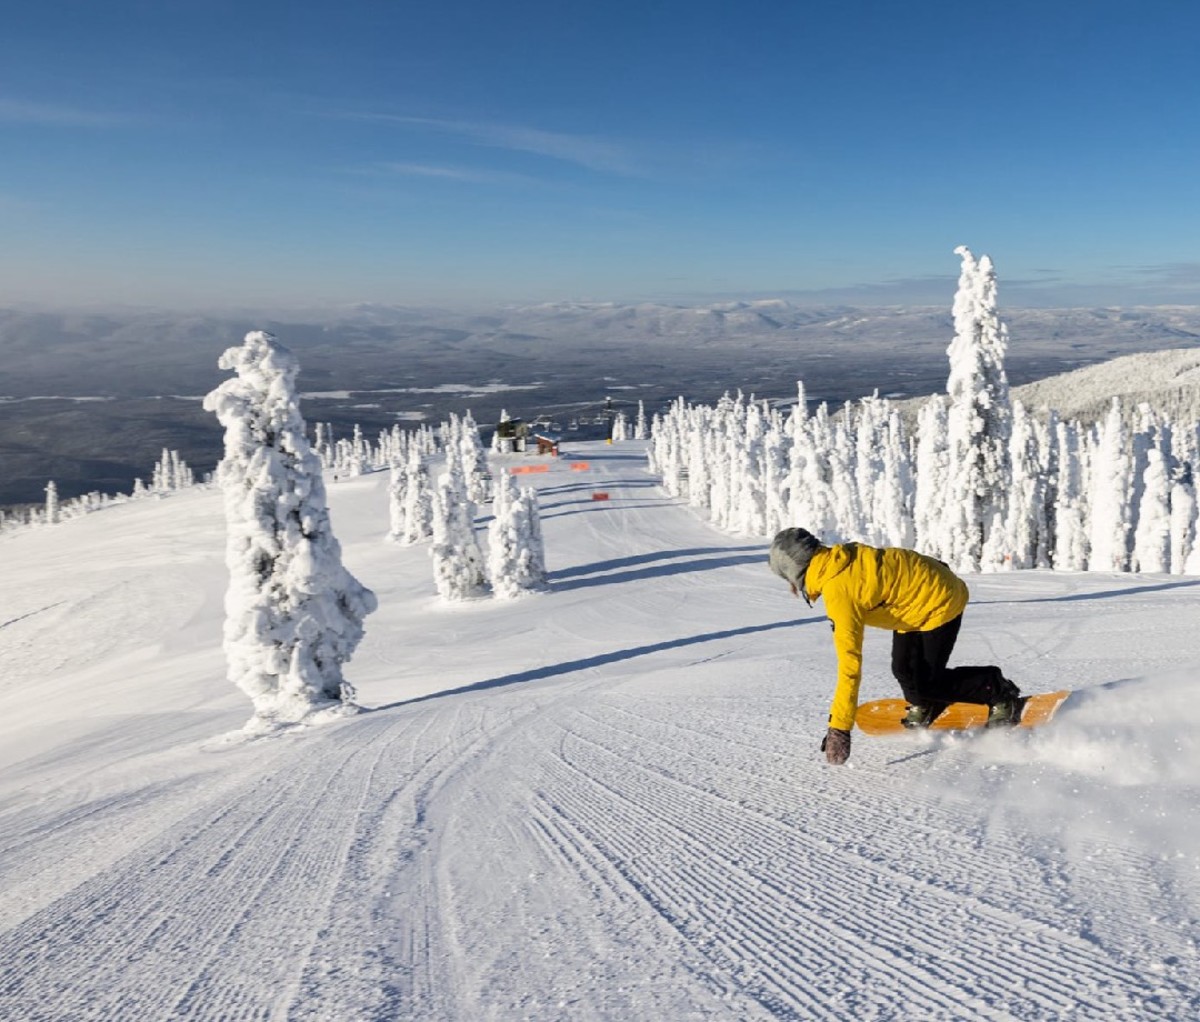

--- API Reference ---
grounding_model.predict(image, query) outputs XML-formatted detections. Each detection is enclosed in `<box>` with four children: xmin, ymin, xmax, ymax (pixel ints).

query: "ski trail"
<box><xmin>3</xmin><ymin>446</ymin><xmax>1198</xmax><ymax>1020</ymax></box>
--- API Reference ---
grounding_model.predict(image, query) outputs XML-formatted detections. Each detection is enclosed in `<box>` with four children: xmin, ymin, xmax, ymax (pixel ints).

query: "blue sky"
<box><xmin>2</xmin><ymin>0</ymin><xmax>1199</xmax><ymax>309</ymax></box>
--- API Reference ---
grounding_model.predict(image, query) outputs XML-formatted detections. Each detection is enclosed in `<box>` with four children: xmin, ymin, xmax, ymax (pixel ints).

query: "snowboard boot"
<box><xmin>901</xmin><ymin>704</ymin><xmax>936</xmax><ymax>729</ymax></box>
<box><xmin>986</xmin><ymin>678</ymin><xmax>1024</xmax><ymax>728</ymax></box>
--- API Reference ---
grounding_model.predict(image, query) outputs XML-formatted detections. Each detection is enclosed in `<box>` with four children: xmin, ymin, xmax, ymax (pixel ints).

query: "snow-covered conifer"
<box><xmin>634</xmin><ymin>400</ymin><xmax>648</xmax><ymax>440</ymax></box>
<box><xmin>943</xmin><ymin>246</ymin><xmax>1012</xmax><ymax>571</ymax></box>
<box><xmin>1169</xmin><ymin>470</ymin><xmax>1195</xmax><ymax>574</ymax></box>
<box><xmin>1132</xmin><ymin>448</ymin><xmax>1171</xmax><ymax>572</ymax></box>
<box><xmin>492</xmin><ymin>409</ymin><xmax>509</xmax><ymax>452</ymax></box>
<box><xmin>999</xmin><ymin>400</ymin><xmax>1050</xmax><ymax>570</ymax></box>
<box><xmin>488</xmin><ymin>472</ymin><xmax>547</xmax><ymax>598</ymax></box>
<box><xmin>827</xmin><ymin>405</ymin><xmax>863</xmax><ymax>541</ymax></box>
<box><xmin>44</xmin><ymin>481</ymin><xmax>59</xmax><ymax>525</ymax></box>
<box><xmin>429</xmin><ymin>456</ymin><xmax>487</xmax><ymax>600</ymax></box>
<box><xmin>399</xmin><ymin>445</ymin><xmax>434</xmax><ymax>544</ymax></box>
<box><xmin>1053</xmin><ymin>419</ymin><xmax>1089</xmax><ymax>570</ymax></box>
<box><xmin>913</xmin><ymin>396</ymin><xmax>949</xmax><ymax>557</ymax></box>
<box><xmin>1088</xmin><ymin>399</ymin><xmax>1133</xmax><ymax>572</ymax></box>
<box><xmin>732</xmin><ymin>399</ymin><xmax>767</xmax><ymax>535</ymax></box>
<box><xmin>761</xmin><ymin>410</ymin><xmax>789</xmax><ymax>536</ymax></box>
<box><xmin>387</xmin><ymin>462</ymin><xmax>408</xmax><ymax>542</ymax></box>
<box><xmin>203</xmin><ymin>331</ymin><xmax>377</xmax><ymax>724</ymax></box>
<box><xmin>612</xmin><ymin>412</ymin><xmax>629</xmax><ymax>442</ymax></box>
<box><xmin>686</xmin><ymin>405</ymin><xmax>713</xmax><ymax>511</ymax></box>
<box><xmin>459</xmin><ymin>411</ymin><xmax>491</xmax><ymax>503</ymax></box>
<box><xmin>878</xmin><ymin>408</ymin><xmax>913</xmax><ymax>547</ymax></box>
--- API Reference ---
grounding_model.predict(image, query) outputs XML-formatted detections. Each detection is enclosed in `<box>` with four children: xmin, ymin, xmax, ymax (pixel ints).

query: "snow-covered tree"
<box><xmin>44</xmin><ymin>481</ymin><xmax>59</xmax><ymax>525</ymax></box>
<box><xmin>492</xmin><ymin>409</ymin><xmax>509</xmax><ymax>452</ymax></box>
<box><xmin>1088</xmin><ymin>399</ymin><xmax>1134</xmax><ymax>572</ymax></box>
<box><xmin>1169</xmin><ymin>469</ymin><xmax>1196</xmax><ymax>574</ymax></box>
<box><xmin>634</xmin><ymin>400</ymin><xmax>649</xmax><ymax>440</ymax></box>
<box><xmin>942</xmin><ymin>246</ymin><xmax>1012</xmax><ymax>572</ymax></box>
<box><xmin>203</xmin><ymin>331</ymin><xmax>377</xmax><ymax>724</ymax></box>
<box><xmin>459</xmin><ymin>411</ymin><xmax>491</xmax><ymax>503</ymax></box>
<box><xmin>387</xmin><ymin>462</ymin><xmax>408</xmax><ymax>542</ymax></box>
<box><xmin>827</xmin><ymin>406</ymin><xmax>863</xmax><ymax>542</ymax></box>
<box><xmin>913</xmin><ymin>396</ymin><xmax>949</xmax><ymax>556</ymax></box>
<box><xmin>1053</xmin><ymin>418</ymin><xmax>1089</xmax><ymax>570</ymax></box>
<box><xmin>398</xmin><ymin>446</ymin><xmax>434</xmax><ymax>545</ymax></box>
<box><xmin>1132</xmin><ymin>448</ymin><xmax>1171</xmax><ymax>572</ymax></box>
<box><xmin>612</xmin><ymin>411</ymin><xmax>629</xmax><ymax>442</ymax></box>
<box><xmin>429</xmin><ymin>456</ymin><xmax>487</xmax><ymax>600</ymax></box>
<box><xmin>996</xmin><ymin>400</ymin><xmax>1050</xmax><ymax>570</ymax></box>
<box><xmin>488</xmin><ymin>472</ymin><xmax>547</xmax><ymax>598</ymax></box>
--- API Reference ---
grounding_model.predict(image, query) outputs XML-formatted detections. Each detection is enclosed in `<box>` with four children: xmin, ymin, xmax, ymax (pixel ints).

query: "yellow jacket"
<box><xmin>804</xmin><ymin>543</ymin><xmax>969</xmax><ymax>730</ymax></box>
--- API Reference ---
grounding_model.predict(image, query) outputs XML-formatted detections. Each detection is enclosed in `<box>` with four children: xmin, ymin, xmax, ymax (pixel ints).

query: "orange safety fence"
<box><xmin>510</xmin><ymin>464</ymin><xmax>551</xmax><ymax>475</ymax></box>
<box><xmin>591</xmin><ymin>492</ymin><xmax>610</xmax><ymax>501</ymax></box>
<box><xmin>569</xmin><ymin>462</ymin><xmax>590</xmax><ymax>471</ymax></box>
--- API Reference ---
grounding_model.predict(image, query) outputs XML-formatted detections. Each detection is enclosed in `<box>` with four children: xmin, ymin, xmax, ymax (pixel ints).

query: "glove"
<box><xmin>820</xmin><ymin>727</ymin><xmax>851</xmax><ymax>765</ymax></box>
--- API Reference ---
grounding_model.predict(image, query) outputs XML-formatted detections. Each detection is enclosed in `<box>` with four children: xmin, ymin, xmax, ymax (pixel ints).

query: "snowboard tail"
<box><xmin>855</xmin><ymin>690</ymin><xmax>1071</xmax><ymax>737</ymax></box>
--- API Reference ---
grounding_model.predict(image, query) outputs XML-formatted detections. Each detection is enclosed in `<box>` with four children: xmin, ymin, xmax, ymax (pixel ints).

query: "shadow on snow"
<box><xmin>984</xmin><ymin>578</ymin><xmax>1200</xmax><ymax>604</ymax></box>
<box><xmin>548</xmin><ymin>553</ymin><xmax>765</xmax><ymax>591</ymax></box>
<box><xmin>549</xmin><ymin>545</ymin><xmax>764</xmax><ymax>581</ymax></box>
<box><xmin>372</xmin><ymin>617</ymin><xmax>811</xmax><ymax>711</ymax></box>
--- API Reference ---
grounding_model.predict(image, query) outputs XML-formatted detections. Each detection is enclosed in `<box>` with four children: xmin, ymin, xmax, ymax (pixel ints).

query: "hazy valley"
<box><xmin>3</xmin><ymin>301</ymin><xmax>1200</xmax><ymax>506</ymax></box>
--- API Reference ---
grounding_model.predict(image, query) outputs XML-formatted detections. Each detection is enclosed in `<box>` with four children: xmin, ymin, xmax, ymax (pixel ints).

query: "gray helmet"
<box><xmin>768</xmin><ymin>527</ymin><xmax>822</xmax><ymax>598</ymax></box>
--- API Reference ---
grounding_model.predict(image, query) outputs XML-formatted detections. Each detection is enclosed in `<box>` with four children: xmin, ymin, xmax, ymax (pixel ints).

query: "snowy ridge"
<box><xmin>1</xmin><ymin>444</ymin><xmax>1198</xmax><ymax>1019</ymax></box>
<box><xmin>1012</xmin><ymin>346</ymin><xmax>1200</xmax><ymax>423</ymax></box>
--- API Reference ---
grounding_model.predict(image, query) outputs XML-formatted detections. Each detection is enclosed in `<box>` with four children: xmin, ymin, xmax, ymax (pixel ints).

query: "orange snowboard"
<box><xmin>855</xmin><ymin>690</ymin><xmax>1071</xmax><ymax>737</ymax></box>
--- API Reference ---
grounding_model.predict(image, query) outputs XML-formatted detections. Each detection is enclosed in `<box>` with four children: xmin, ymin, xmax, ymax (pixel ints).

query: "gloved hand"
<box><xmin>820</xmin><ymin>727</ymin><xmax>851</xmax><ymax>765</ymax></box>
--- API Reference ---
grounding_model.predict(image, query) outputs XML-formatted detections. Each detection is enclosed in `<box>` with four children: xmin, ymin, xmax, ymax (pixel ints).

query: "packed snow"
<box><xmin>1</xmin><ymin>441</ymin><xmax>1198</xmax><ymax>1020</ymax></box>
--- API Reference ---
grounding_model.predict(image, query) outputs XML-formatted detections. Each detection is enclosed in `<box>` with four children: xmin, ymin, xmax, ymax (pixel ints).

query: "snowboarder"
<box><xmin>768</xmin><ymin>527</ymin><xmax>1022</xmax><ymax>765</ymax></box>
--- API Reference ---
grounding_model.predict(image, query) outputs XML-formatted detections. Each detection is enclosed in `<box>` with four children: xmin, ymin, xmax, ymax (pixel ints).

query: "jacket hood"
<box><xmin>805</xmin><ymin>544</ymin><xmax>854</xmax><ymax>600</ymax></box>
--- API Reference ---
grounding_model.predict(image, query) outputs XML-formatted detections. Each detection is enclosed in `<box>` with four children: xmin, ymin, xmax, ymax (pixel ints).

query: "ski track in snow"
<box><xmin>1</xmin><ymin>445</ymin><xmax>1199</xmax><ymax>1020</ymax></box>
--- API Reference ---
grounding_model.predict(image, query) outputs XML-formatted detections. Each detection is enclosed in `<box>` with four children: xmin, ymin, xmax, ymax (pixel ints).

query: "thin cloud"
<box><xmin>367</xmin><ymin>161</ymin><xmax>538</xmax><ymax>186</ymax></box>
<box><xmin>343</xmin><ymin>111</ymin><xmax>639</xmax><ymax>176</ymax></box>
<box><xmin>0</xmin><ymin>97</ymin><xmax>129</xmax><ymax>128</ymax></box>
<box><xmin>1130</xmin><ymin>262</ymin><xmax>1200</xmax><ymax>286</ymax></box>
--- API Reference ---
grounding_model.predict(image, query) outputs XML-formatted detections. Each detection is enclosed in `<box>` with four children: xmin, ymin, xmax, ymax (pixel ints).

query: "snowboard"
<box><xmin>855</xmin><ymin>690</ymin><xmax>1072</xmax><ymax>737</ymax></box>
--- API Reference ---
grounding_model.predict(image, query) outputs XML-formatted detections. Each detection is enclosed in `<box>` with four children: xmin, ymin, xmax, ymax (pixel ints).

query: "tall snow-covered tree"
<box><xmin>1132</xmin><ymin>448</ymin><xmax>1171</xmax><ymax>572</ymax></box>
<box><xmin>387</xmin><ymin>462</ymin><xmax>408</xmax><ymax>542</ymax></box>
<box><xmin>878</xmin><ymin>408</ymin><xmax>914</xmax><ymax>547</ymax></box>
<box><xmin>943</xmin><ymin>246</ymin><xmax>1012</xmax><ymax>572</ymax></box>
<box><xmin>827</xmin><ymin>405</ymin><xmax>863</xmax><ymax>542</ymax></box>
<box><xmin>1088</xmin><ymin>399</ymin><xmax>1134</xmax><ymax>572</ymax></box>
<box><xmin>488</xmin><ymin>472</ymin><xmax>547</xmax><ymax>598</ymax></box>
<box><xmin>913</xmin><ymin>396</ymin><xmax>949</xmax><ymax>556</ymax></box>
<box><xmin>634</xmin><ymin>400</ymin><xmax>649</xmax><ymax>440</ymax></box>
<box><xmin>1053</xmin><ymin>418</ymin><xmax>1089</xmax><ymax>570</ymax></box>
<box><xmin>459</xmin><ymin>411</ymin><xmax>491</xmax><ymax>503</ymax></box>
<box><xmin>760</xmin><ymin>408</ymin><xmax>789</xmax><ymax>536</ymax></box>
<box><xmin>995</xmin><ymin>400</ymin><xmax>1051</xmax><ymax>570</ymax></box>
<box><xmin>430</xmin><ymin>455</ymin><xmax>487</xmax><ymax>600</ymax></box>
<box><xmin>399</xmin><ymin>445</ymin><xmax>434</xmax><ymax>545</ymax></box>
<box><xmin>203</xmin><ymin>331</ymin><xmax>377</xmax><ymax>724</ymax></box>
<box><xmin>44</xmin><ymin>481</ymin><xmax>59</xmax><ymax>525</ymax></box>
<box><xmin>1169</xmin><ymin>468</ymin><xmax>1196</xmax><ymax>574</ymax></box>
<box><xmin>612</xmin><ymin>411</ymin><xmax>629</xmax><ymax>442</ymax></box>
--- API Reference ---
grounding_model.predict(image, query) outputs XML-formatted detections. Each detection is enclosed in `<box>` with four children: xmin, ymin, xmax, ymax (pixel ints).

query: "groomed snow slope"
<box><xmin>1</xmin><ymin>442</ymin><xmax>1198</xmax><ymax>1021</ymax></box>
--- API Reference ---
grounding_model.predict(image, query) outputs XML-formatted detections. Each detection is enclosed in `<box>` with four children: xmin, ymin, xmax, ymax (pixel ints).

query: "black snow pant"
<box><xmin>891</xmin><ymin>615</ymin><xmax>1011</xmax><ymax>711</ymax></box>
